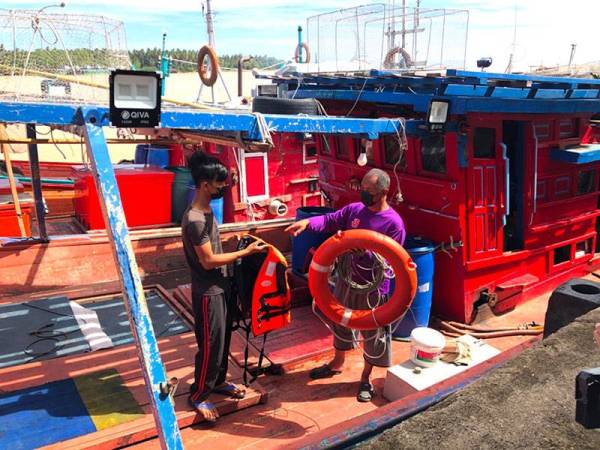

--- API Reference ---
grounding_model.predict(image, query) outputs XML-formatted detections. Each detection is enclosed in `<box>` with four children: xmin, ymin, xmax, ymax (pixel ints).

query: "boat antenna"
<box><xmin>196</xmin><ymin>0</ymin><xmax>232</xmax><ymax>104</ymax></box>
<box><xmin>568</xmin><ymin>43</ymin><xmax>577</xmax><ymax>72</ymax></box>
<box><xmin>505</xmin><ymin>1</ymin><xmax>517</xmax><ymax>73</ymax></box>
<box><xmin>205</xmin><ymin>0</ymin><xmax>216</xmax><ymax>49</ymax></box>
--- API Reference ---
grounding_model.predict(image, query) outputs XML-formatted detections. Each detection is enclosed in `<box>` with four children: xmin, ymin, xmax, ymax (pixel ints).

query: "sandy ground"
<box><xmin>359</xmin><ymin>307</ymin><xmax>600</xmax><ymax>450</ymax></box>
<box><xmin>1</xmin><ymin>70</ymin><xmax>271</xmax><ymax>164</ymax></box>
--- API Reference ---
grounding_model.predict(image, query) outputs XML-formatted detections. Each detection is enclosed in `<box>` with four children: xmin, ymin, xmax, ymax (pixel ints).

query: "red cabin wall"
<box><xmin>202</xmin><ymin>133</ymin><xmax>320</xmax><ymax>223</ymax></box>
<box><xmin>316</xmin><ymin>109</ymin><xmax>600</xmax><ymax>323</ymax></box>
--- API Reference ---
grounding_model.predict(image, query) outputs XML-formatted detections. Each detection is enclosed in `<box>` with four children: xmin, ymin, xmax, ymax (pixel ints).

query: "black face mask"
<box><xmin>210</xmin><ymin>186</ymin><xmax>226</xmax><ymax>200</ymax></box>
<box><xmin>360</xmin><ymin>190</ymin><xmax>376</xmax><ymax>207</ymax></box>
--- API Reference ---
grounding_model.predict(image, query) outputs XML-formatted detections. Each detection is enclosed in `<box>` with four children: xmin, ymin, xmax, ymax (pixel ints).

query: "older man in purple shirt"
<box><xmin>286</xmin><ymin>168</ymin><xmax>406</xmax><ymax>402</ymax></box>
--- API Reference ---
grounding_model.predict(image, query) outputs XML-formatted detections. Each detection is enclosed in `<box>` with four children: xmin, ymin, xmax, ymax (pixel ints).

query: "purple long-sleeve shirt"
<box><xmin>308</xmin><ymin>202</ymin><xmax>406</xmax><ymax>294</ymax></box>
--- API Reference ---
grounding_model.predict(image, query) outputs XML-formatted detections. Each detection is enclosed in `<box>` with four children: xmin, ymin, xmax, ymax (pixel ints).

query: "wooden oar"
<box><xmin>0</xmin><ymin>124</ymin><xmax>27</xmax><ymax>237</ymax></box>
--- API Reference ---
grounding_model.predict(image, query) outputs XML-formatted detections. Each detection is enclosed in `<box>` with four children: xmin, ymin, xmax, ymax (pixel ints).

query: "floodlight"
<box><xmin>109</xmin><ymin>69</ymin><xmax>161</xmax><ymax>127</ymax></box>
<box><xmin>427</xmin><ymin>99</ymin><xmax>450</xmax><ymax>132</ymax></box>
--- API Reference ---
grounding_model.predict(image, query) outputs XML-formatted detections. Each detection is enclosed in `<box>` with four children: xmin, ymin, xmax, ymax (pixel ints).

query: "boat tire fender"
<box><xmin>252</xmin><ymin>96</ymin><xmax>320</xmax><ymax>115</ymax></box>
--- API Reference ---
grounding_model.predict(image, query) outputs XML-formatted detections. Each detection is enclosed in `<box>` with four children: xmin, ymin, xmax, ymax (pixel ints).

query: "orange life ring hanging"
<box><xmin>294</xmin><ymin>42</ymin><xmax>311</xmax><ymax>64</ymax></box>
<box><xmin>197</xmin><ymin>45</ymin><xmax>220</xmax><ymax>86</ymax></box>
<box><xmin>308</xmin><ymin>229</ymin><xmax>417</xmax><ymax>331</ymax></box>
<box><xmin>383</xmin><ymin>47</ymin><xmax>413</xmax><ymax>69</ymax></box>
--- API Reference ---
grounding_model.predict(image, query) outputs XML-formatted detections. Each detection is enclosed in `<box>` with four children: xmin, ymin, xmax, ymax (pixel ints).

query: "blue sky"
<box><xmin>1</xmin><ymin>1</ymin><xmax>597</xmax><ymax>71</ymax></box>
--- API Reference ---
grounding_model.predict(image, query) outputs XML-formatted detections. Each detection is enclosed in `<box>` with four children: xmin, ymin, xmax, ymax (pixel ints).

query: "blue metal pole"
<box><xmin>297</xmin><ymin>26</ymin><xmax>303</xmax><ymax>63</ymax></box>
<box><xmin>161</xmin><ymin>32</ymin><xmax>168</xmax><ymax>96</ymax></box>
<box><xmin>80</xmin><ymin>108</ymin><xmax>183</xmax><ymax>450</ymax></box>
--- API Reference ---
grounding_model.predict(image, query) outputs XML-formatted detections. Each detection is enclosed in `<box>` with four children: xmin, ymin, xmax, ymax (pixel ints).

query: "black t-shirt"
<box><xmin>181</xmin><ymin>206</ymin><xmax>228</xmax><ymax>295</ymax></box>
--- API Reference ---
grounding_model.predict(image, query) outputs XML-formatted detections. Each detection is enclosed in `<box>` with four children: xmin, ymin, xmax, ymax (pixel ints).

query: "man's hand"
<box><xmin>285</xmin><ymin>219</ymin><xmax>309</xmax><ymax>237</ymax></box>
<box><xmin>245</xmin><ymin>240</ymin><xmax>268</xmax><ymax>255</ymax></box>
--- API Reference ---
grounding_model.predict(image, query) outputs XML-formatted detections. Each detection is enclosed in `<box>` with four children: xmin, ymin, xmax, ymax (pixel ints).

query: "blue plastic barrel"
<box><xmin>147</xmin><ymin>147</ymin><xmax>169</xmax><ymax>168</ymax></box>
<box><xmin>134</xmin><ymin>144</ymin><xmax>148</xmax><ymax>164</ymax></box>
<box><xmin>185</xmin><ymin>181</ymin><xmax>223</xmax><ymax>224</ymax></box>
<box><xmin>134</xmin><ymin>144</ymin><xmax>169</xmax><ymax>168</ymax></box>
<box><xmin>392</xmin><ymin>236</ymin><xmax>436</xmax><ymax>339</ymax></box>
<box><xmin>291</xmin><ymin>206</ymin><xmax>334</xmax><ymax>274</ymax></box>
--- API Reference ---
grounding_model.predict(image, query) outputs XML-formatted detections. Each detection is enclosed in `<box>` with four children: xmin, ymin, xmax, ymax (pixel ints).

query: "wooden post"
<box><xmin>0</xmin><ymin>124</ymin><xmax>26</xmax><ymax>237</ymax></box>
<box><xmin>26</xmin><ymin>124</ymin><xmax>48</xmax><ymax>242</ymax></box>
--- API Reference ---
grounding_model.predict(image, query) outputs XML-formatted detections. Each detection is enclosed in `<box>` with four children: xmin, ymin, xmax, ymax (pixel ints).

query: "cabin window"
<box><xmin>303</xmin><ymin>140</ymin><xmax>318</xmax><ymax>164</ymax></box>
<box><xmin>536</xmin><ymin>180</ymin><xmax>546</xmax><ymax>200</ymax></box>
<box><xmin>383</xmin><ymin>135</ymin><xmax>402</xmax><ymax>166</ymax></box>
<box><xmin>335</xmin><ymin>136</ymin><xmax>352</xmax><ymax>160</ymax></box>
<box><xmin>354</xmin><ymin>138</ymin><xmax>375</xmax><ymax>166</ymax></box>
<box><xmin>420</xmin><ymin>134</ymin><xmax>446</xmax><ymax>174</ymax></box>
<box><xmin>575</xmin><ymin>239</ymin><xmax>593</xmax><ymax>258</ymax></box>
<box><xmin>553</xmin><ymin>244</ymin><xmax>571</xmax><ymax>265</ymax></box>
<box><xmin>534</xmin><ymin>122</ymin><xmax>552</xmax><ymax>141</ymax></box>
<box><xmin>554</xmin><ymin>176</ymin><xmax>571</xmax><ymax>198</ymax></box>
<box><xmin>473</xmin><ymin>127</ymin><xmax>496</xmax><ymax>158</ymax></box>
<box><xmin>559</xmin><ymin>118</ymin><xmax>579</xmax><ymax>139</ymax></box>
<box><xmin>577</xmin><ymin>170</ymin><xmax>595</xmax><ymax>195</ymax></box>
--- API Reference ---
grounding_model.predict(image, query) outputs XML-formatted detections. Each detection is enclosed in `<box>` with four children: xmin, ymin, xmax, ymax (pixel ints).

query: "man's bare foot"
<box><xmin>189</xmin><ymin>398</ymin><xmax>219</xmax><ymax>423</ymax></box>
<box><xmin>214</xmin><ymin>382</ymin><xmax>246</xmax><ymax>399</ymax></box>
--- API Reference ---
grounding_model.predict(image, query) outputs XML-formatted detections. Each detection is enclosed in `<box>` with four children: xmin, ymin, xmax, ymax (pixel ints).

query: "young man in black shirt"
<box><xmin>182</xmin><ymin>152</ymin><xmax>266</xmax><ymax>423</ymax></box>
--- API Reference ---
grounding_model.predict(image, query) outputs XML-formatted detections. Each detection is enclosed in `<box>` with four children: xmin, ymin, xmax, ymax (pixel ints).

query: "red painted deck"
<box><xmin>123</xmin><ymin>289</ymin><xmax>550</xmax><ymax>450</ymax></box>
<box><xmin>0</xmin><ymin>278</ymin><xmax>557</xmax><ymax>450</ymax></box>
<box><xmin>0</xmin><ymin>287</ymin><xmax>266</xmax><ymax>450</ymax></box>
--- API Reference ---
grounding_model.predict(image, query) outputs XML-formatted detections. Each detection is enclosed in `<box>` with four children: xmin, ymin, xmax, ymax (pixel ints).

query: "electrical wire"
<box><xmin>345</xmin><ymin>77</ymin><xmax>369</xmax><ymax>117</ymax></box>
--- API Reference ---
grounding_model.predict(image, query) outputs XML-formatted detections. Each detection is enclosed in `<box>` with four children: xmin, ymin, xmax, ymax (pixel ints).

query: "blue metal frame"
<box><xmin>0</xmin><ymin>99</ymin><xmax>415</xmax><ymax>449</ymax></box>
<box><xmin>81</xmin><ymin>108</ymin><xmax>183</xmax><ymax>450</ymax></box>
<box><xmin>260</xmin><ymin>69</ymin><xmax>600</xmax><ymax>115</ymax></box>
<box><xmin>0</xmin><ymin>102</ymin><xmax>409</xmax><ymax>140</ymax></box>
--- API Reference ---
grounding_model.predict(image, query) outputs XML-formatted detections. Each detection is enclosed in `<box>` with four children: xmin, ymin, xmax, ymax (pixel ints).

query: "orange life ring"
<box><xmin>197</xmin><ymin>45</ymin><xmax>220</xmax><ymax>87</ymax></box>
<box><xmin>308</xmin><ymin>229</ymin><xmax>417</xmax><ymax>330</ymax></box>
<box><xmin>383</xmin><ymin>47</ymin><xmax>413</xmax><ymax>69</ymax></box>
<box><xmin>294</xmin><ymin>42</ymin><xmax>311</xmax><ymax>64</ymax></box>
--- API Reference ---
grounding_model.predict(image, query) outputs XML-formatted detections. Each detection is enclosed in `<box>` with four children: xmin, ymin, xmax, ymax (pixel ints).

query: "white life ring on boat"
<box><xmin>294</xmin><ymin>43</ymin><xmax>311</xmax><ymax>64</ymax></box>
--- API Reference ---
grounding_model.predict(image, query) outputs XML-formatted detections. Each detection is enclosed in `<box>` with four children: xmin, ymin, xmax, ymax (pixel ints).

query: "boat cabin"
<box><xmin>264</xmin><ymin>69</ymin><xmax>600</xmax><ymax>323</ymax></box>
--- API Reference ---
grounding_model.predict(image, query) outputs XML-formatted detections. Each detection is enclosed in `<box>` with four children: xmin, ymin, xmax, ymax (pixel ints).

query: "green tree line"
<box><xmin>131</xmin><ymin>48</ymin><xmax>284</xmax><ymax>71</ymax></box>
<box><xmin>0</xmin><ymin>45</ymin><xmax>284</xmax><ymax>74</ymax></box>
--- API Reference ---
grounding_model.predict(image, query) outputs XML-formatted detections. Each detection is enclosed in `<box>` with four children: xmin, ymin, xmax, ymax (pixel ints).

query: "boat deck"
<box><xmin>0</xmin><ymin>279</ymin><xmax>551</xmax><ymax>450</ymax></box>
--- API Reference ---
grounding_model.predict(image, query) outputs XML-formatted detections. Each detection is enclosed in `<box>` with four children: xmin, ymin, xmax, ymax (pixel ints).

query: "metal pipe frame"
<box><xmin>0</xmin><ymin>102</ymin><xmax>408</xmax><ymax>140</ymax></box>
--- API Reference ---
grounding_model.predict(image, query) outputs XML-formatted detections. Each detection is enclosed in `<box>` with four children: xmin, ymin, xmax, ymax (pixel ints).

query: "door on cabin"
<box><xmin>466</xmin><ymin>122</ymin><xmax>506</xmax><ymax>260</ymax></box>
<box><xmin>502</xmin><ymin>121</ymin><xmax>527</xmax><ymax>252</ymax></box>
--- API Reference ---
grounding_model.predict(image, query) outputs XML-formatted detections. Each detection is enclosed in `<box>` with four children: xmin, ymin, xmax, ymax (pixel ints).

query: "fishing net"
<box><xmin>304</xmin><ymin>3</ymin><xmax>469</xmax><ymax>73</ymax></box>
<box><xmin>0</xmin><ymin>10</ymin><xmax>130</xmax><ymax>104</ymax></box>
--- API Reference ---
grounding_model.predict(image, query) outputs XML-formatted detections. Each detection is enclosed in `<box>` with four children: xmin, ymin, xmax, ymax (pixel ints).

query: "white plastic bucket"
<box><xmin>409</xmin><ymin>327</ymin><xmax>446</xmax><ymax>368</ymax></box>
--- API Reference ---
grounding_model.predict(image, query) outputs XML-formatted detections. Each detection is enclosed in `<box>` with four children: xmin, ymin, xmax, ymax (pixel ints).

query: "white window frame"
<box><xmin>239</xmin><ymin>150</ymin><xmax>269</xmax><ymax>203</ymax></box>
<box><xmin>302</xmin><ymin>140</ymin><xmax>318</xmax><ymax>164</ymax></box>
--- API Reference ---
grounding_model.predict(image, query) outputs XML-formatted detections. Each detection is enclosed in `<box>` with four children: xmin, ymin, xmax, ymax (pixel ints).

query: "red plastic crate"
<box><xmin>0</xmin><ymin>201</ymin><xmax>32</xmax><ymax>237</ymax></box>
<box><xmin>72</xmin><ymin>165</ymin><xmax>174</xmax><ymax>230</ymax></box>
